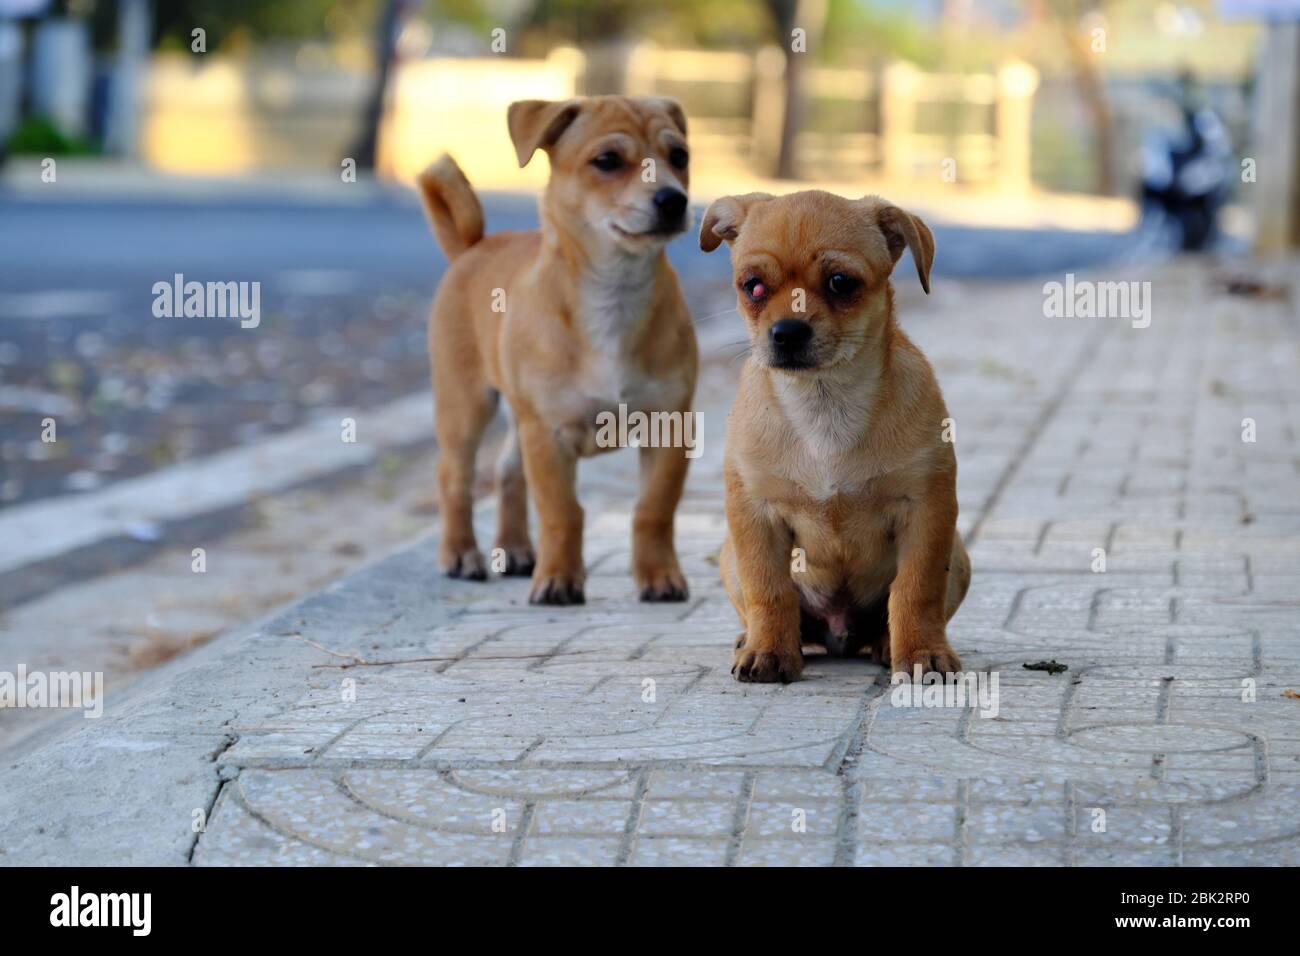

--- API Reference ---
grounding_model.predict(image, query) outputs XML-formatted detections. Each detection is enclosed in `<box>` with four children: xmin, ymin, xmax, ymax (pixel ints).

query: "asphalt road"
<box><xmin>0</xmin><ymin>187</ymin><xmax>1134</xmax><ymax>510</ymax></box>
<box><xmin>0</xmin><ymin>187</ymin><xmax>1131</xmax><ymax>293</ymax></box>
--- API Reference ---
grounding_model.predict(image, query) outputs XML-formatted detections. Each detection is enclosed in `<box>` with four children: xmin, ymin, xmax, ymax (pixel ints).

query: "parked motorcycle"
<box><xmin>1137</xmin><ymin>80</ymin><xmax>1233</xmax><ymax>252</ymax></box>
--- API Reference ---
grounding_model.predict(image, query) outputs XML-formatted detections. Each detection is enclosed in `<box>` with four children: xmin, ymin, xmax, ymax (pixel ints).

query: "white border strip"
<box><xmin>0</xmin><ymin>392</ymin><xmax>433</xmax><ymax>576</ymax></box>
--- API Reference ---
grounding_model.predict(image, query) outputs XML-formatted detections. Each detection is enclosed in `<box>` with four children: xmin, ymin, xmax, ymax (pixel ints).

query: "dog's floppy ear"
<box><xmin>873</xmin><ymin>201</ymin><xmax>935</xmax><ymax>294</ymax></box>
<box><xmin>699</xmin><ymin>193</ymin><xmax>772</xmax><ymax>252</ymax></box>
<box><xmin>507</xmin><ymin>99</ymin><xmax>582</xmax><ymax>168</ymax></box>
<box><xmin>640</xmin><ymin>96</ymin><xmax>687</xmax><ymax>136</ymax></box>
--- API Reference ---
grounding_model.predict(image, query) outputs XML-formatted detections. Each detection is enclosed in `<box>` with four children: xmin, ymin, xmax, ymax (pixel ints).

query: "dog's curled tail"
<box><xmin>415</xmin><ymin>155</ymin><xmax>485</xmax><ymax>261</ymax></box>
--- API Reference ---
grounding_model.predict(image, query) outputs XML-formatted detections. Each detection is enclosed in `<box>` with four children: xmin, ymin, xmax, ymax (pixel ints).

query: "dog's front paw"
<box><xmin>891</xmin><ymin>641</ymin><xmax>962</xmax><ymax>679</ymax></box>
<box><xmin>493</xmin><ymin>544</ymin><xmax>536</xmax><ymax>577</ymax></box>
<box><xmin>637</xmin><ymin>567</ymin><xmax>689</xmax><ymax>603</ymax></box>
<box><xmin>442</xmin><ymin>547</ymin><xmax>487</xmax><ymax>581</ymax></box>
<box><xmin>529</xmin><ymin>573</ymin><xmax>585</xmax><ymax>606</ymax></box>
<box><xmin>732</xmin><ymin>636</ymin><xmax>803</xmax><ymax>684</ymax></box>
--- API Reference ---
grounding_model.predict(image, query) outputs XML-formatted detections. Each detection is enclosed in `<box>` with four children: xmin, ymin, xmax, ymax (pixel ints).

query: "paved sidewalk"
<box><xmin>2</xmin><ymin>260</ymin><xmax>1298</xmax><ymax>865</ymax></box>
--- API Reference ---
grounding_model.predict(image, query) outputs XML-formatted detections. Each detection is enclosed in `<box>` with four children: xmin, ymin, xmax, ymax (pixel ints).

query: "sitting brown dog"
<box><xmin>416</xmin><ymin>96</ymin><xmax>698</xmax><ymax>605</ymax></box>
<box><xmin>699</xmin><ymin>190</ymin><xmax>970</xmax><ymax>682</ymax></box>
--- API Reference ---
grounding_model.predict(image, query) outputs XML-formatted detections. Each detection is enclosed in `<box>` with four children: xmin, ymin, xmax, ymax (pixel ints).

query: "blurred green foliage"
<box><xmin>111</xmin><ymin>0</ymin><xmax>953</xmax><ymax>63</ymax></box>
<box><xmin>7</xmin><ymin>115</ymin><xmax>98</xmax><ymax>155</ymax></box>
<box><xmin>150</xmin><ymin>0</ymin><xmax>384</xmax><ymax>49</ymax></box>
<box><xmin>64</xmin><ymin>0</ymin><xmax>1253</xmax><ymax>77</ymax></box>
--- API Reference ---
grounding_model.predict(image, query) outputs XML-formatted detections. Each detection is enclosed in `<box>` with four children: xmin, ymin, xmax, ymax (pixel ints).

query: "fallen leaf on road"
<box><xmin>1215</xmin><ymin>275</ymin><xmax>1290</xmax><ymax>301</ymax></box>
<box><xmin>1023</xmin><ymin>659</ymin><xmax>1068</xmax><ymax>675</ymax></box>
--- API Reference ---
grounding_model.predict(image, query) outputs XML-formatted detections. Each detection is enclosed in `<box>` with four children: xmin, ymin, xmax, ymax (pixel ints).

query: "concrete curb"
<box><xmin>0</xmin><ymin>393</ymin><xmax>436</xmax><ymax>608</ymax></box>
<box><xmin>0</xmin><ymin>534</ymin><xmax>458</xmax><ymax>865</ymax></box>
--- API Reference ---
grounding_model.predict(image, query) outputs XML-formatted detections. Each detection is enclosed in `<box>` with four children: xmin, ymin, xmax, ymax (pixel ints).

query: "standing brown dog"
<box><xmin>416</xmin><ymin>96</ymin><xmax>698</xmax><ymax>605</ymax></box>
<box><xmin>700</xmin><ymin>190</ymin><xmax>970</xmax><ymax>682</ymax></box>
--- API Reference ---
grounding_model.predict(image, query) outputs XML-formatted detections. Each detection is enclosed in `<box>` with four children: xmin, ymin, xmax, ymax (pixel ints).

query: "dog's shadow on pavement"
<box><xmin>799</xmin><ymin>649</ymin><xmax>890</xmax><ymax>685</ymax></box>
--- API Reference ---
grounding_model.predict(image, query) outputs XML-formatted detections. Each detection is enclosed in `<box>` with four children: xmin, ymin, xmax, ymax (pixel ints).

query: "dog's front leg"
<box><xmin>632</xmin><ymin>443</ymin><xmax>690</xmax><ymax>602</ymax></box>
<box><xmin>726</xmin><ymin>469</ymin><xmax>803</xmax><ymax>683</ymax></box>
<box><xmin>887</xmin><ymin>473</ymin><xmax>963</xmax><ymax>677</ymax></box>
<box><xmin>518</xmin><ymin>417</ymin><xmax>586</xmax><ymax>605</ymax></box>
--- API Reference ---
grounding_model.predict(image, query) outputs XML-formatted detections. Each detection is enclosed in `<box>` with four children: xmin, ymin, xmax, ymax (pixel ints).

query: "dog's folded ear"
<box><xmin>699</xmin><ymin>193</ymin><xmax>772</xmax><ymax>252</ymax></box>
<box><xmin>638</xmin><ymin>96</ymin><xmax>688</xmax><ymax>136</ymax></box>
<box><xmin>508</xmin><ymin>99</ymin><xmax>582</xmax><ymax>168</ymax></box>
<box><xmin>872</xmin><ymin>201</ymin><xmax>935</xmax><ymax>294</ymax></box>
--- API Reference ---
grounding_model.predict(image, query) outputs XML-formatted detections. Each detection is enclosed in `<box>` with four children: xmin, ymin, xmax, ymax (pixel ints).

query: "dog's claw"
<box><xmin>639</xmin><ymin>581</ymin><xmax>689</xmax><ymax>602</ymax></box>
<box><xmin>732</xmin><ymin>644</ymin><xmax>804</xmax><ymax>684</ymax></box>
<box><xmin>529</xmin><ymin>575</ymin><xmax>585</xmax><ymax>606</ymax></box>
<box><xmin>444</xmin><ymin>549</ymin><xmax>487</xmax><ymax>581</ymax></box>
<box><xmin>891</xmin><ymin>644</ymin><xmax>962</xmax><ymax>679</ymax></box>
<box><xmin>636</xmin><ymin>569</ymin><xmax>689</xmax><ymax>603</ymax></box>
<box><xmin>496</xmin><ymin>546</ymin><xmax>536</xmax><ymax>577</ymax></box>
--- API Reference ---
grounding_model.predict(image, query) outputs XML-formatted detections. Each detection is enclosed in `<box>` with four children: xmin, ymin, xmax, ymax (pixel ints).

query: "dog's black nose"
<box><xmin>653</xmin><ymin>187</ymin><xmax>687</xmax><ymax>223</ymax></box>
<box><xmin>770</xmin><ymin>318</ymin><xmax>813</xmax><ymax>354</ymax></box>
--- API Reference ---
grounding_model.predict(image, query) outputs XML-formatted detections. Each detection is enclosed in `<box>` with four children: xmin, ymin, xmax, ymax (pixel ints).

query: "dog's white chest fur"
<box><xmin>576</xmin><ymin>261</ymin><xmax>663</xmax><ymax>410</ymax></box>
<box><xmin>773</xmin><ymin>371</ymin><xmax>876</xmax><ymax>500</ymax></box>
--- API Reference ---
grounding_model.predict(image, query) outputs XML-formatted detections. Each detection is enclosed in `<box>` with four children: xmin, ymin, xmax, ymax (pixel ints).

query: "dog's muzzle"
<box><xmin>769</xmin><ymin>318</ymin><xmax>815</xmax><ymax>369</ymax></box>
<box><xmin>652</xmin><ymin>187</ymin><xmax>688</xmax><ymax>234</ymax></box>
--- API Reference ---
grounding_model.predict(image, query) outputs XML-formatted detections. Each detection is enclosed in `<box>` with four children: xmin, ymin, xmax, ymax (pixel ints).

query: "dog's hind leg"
<box><xmin>434</xmin><ymin>373</ymin><xmax>496</xmax><ymax>581</ymax></box>
<box><xmin>493</xmin><ymin>409</ymin><xmax>535</xmax><ymax>576</ymax></box>
<box><xmin>853</xmin><ymin>598</ymin><xmax>891</xmax><ymax>666</ymax></box>
<box><xmin>721</xmin><ymin>535</ymin><xmax>750</xmax><ymax>655</ymax></box>
<box><xmin>874</xmin><ymin>540</ymin><xmax>967</xmax><ymax>671</ymax></box>
<box><xmin>945</xmin><ymin>536</ymin><xmax>972</xmax><ymax>621</ymax></box>
<box><xmin>632</xmin><ymin>443</ymin><xmax>689</xmax><ymax>601</ymax></box>
<box><xmin>720</xmin><ymin>534</ymin><xmax>744</xmax><ymax>622</ymax></box>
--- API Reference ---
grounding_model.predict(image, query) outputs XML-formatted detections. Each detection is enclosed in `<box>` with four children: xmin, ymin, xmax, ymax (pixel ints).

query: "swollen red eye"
<box><xmin>742</xmin><ymin>277</ymin><xmax>766</xmax><ymax>300</ymax></box>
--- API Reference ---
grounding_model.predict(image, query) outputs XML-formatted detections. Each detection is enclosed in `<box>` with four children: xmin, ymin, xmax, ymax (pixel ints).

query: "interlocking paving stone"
<box><xmin>4</xmin><ymin>262</ymin><xmax>1297</xmax><ymax>866</ymax></box>
<box><xmin>629</xmin><ymin>836</ymin><xmax>731</xmax><ymax>866</ymax></box>
<box><xmin>191</xmin><ymin>263</ymin><xmax>1300</xmax><ymax>865</ymax></box>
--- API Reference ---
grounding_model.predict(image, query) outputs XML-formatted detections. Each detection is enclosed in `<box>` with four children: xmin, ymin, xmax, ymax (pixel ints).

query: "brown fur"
<box><xmin>701</xmin><ymin>190</ymin><xmax>970</xmax><ymax>682</ymax></box>
<box><xmin>416</xmin><ymin>96</ymin><xmax>698</xmax><ymax>605</ymax></box>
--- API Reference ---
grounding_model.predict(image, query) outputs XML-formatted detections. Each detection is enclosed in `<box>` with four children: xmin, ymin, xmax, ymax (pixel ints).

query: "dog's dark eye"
<box><xmin>826</xmin><ymin>273</ymin><xmax>860</xmax><ymax>297</ymax></box>
<box><xmin>669</xmin><ymin>147</ymin><xmax>689</xmax><ymax>170</ymax></box>
<box><xmin>741</xmin><ymin>277</ymin><xmax>767</xmax><ymax>300</ymax></box>
<box><xmin>591</xmin><ymin>152</ymin><xmax>623</xmax><ymax>172</ymax></box>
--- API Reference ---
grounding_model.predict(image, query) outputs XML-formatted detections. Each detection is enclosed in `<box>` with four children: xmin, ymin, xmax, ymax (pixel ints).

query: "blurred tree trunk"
<box><xmin>1254</xmin><ymin>22</ymin><xmax>1300</xmax><ymax>251</ymax></box>
<box><xmin>1061</xmin><ymin>18</ymin><xmax>1116</xmax><ymax>195</ymax></box>
<box><xmin>351</xmin><ymin>0</ymin><xmax>407</xmax><ymax>171</ymax></box>
<box><xmin>1038</xmin><ymin>0</ymin><xmax>1116</xmax><ymax>196</ymax></box>
<box><xmin>763</xmin><ymin>0</ymin><xmax>826</xmax><ymax>180</ymax></box>
<box><xmin>104</xmin><ymin>0</ymin><xmax>151</xmax><ymax>158</ymax></box>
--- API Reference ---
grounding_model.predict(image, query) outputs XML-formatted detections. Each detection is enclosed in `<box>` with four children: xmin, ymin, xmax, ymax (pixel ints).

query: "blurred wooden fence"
<box><xmin>139</xmin><ymin>44</ymin><xmax>1038</xmax><ymax>190</ymax></box>
<box><xmin>620</xmin><ymin>44</ymin><xmax>1038</xmax><ymax>189</ymax></box>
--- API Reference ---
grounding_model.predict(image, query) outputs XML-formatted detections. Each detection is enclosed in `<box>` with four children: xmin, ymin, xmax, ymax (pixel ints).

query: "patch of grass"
<box><xmin>7</xmin><ymin>115</ymin><xmax>98</xmax><ymax>156</ymax></box>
